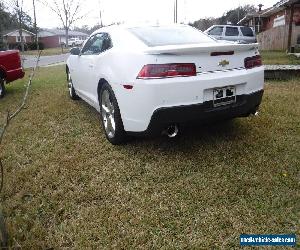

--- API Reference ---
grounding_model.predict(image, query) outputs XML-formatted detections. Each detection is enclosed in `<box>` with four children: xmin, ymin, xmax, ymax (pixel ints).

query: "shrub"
<box><xmin>27</xmin><ymin>42</ymin><xmax>45</xmax><ymax>50</ymax></box>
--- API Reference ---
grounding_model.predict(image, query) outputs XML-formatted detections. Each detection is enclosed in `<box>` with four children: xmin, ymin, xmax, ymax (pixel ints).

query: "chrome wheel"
<box><xmin>68</xmin><ymin>72</ymin><xmax>73</xmax><ymax>97</ymax></box>
<box><xmin>101</xmin><ymin>89</ymin><xmax>115</xmax><ymax>138</ymax></box>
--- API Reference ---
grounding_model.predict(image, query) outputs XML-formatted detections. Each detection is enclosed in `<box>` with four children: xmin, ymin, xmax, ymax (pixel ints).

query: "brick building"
<box><xmin>2</xmin><ymin>29</ymin><xmax>34</xmax><ymax>44</ymax></box>
<box><xmin>38</xmin><ymin>29</ymin><xmax>88</xmax><ymax>48</ymax></box>
<box><xmin>238</xmin><ymin>0</ymin><xmax>300</xmax><ymax>50</ymax></box>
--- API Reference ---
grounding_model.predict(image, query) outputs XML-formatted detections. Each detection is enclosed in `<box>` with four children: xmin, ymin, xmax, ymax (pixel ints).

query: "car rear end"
<box><xmin>0</xmin><ymin>50</ymin><xmax>24</xmax><ymax>83</ymax></box>
<box><xmin>115</xmin><ymin>25</ymin><xmax>264</xmax><ymax>135</ymax></box>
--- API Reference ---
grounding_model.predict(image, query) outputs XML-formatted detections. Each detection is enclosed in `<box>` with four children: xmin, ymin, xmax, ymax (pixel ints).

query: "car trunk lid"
<box><xmin>144</xmin><ymin>42</ymin><xmax>259</xmax><ymax>73</ymax></box>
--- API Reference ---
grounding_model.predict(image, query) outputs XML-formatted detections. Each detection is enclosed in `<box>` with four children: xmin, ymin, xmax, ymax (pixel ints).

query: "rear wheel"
<box><xmin>99</xmin><ymin>82</ymin><xmax>127</xmax><ymax>144</ymax></box>
<box><xmin>67</xmin><ymin>71</ymin><xmax>79</xmax><ymax>100</ymax></box>
<box><xmin>0</xmin><ymin>78</ymin><xmax>6</xmax><ymax>98</ymax></box>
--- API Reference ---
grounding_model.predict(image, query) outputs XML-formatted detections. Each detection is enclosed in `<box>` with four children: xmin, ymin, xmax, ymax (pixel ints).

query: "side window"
<box><xmin>225</xmin><ymin>27</ymin><xmax>239</xmax><ymax>36</ymax></box>
<box><xmin>241</xmin><ymin>27</ymin><xmax>254</xmax><ymax>37</ymax></box>
<box><xmin>208</xmin><ymin>26</ymin><xmax>223</xmax><ymax>36</ymax></box>
<box><xmin>101</xmin><ymin>34</ymin><xmax>113</xmax><ymax>51</ymax></box>
<box><xmin>81</xmin><ymin>33</ymin><xmax>112</xmax><ymax>55</ymax></box>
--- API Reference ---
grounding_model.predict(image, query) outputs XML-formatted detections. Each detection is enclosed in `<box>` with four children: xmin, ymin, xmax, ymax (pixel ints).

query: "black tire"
<box><xmin>67</xmin><ymin>70</ymin><xmax>79</xmax><ymax>100</ymax></box>
<box><xmin>99</xmin><ymin>82</ymin><xmax>127</xmax><ymax>145</ymax></box>
<box><xmin>0</xmin><ymin>78</ymin><xmax>6</xmax><ymax>99</ymax></box>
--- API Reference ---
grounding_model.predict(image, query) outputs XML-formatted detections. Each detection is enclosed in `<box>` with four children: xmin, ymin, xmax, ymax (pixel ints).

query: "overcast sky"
<box><xmin>13</xmin><ymin>0</ymin><xmax>277</xmax><ymax>29</ymax></box>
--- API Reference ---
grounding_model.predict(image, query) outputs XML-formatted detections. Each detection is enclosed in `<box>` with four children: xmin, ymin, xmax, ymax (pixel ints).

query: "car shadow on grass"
<box><xmin>126</xmin><ymin>118</ymin><xmax>254</xmax><ymax>152</ymax></box>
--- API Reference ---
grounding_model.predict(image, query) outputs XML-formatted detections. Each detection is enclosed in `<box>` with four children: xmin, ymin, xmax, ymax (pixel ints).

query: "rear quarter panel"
<box><xmin>0</xmin><ymin>50</ymin><xmax>24</xmax><ymax>82</ymax></box>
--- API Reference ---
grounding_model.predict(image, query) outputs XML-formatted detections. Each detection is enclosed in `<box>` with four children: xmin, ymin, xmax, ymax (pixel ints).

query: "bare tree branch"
<box><xmin>39</xmin><ymin>0</ymin><xmax>87</xmax><ymax>47</ymax></box>
<box><xmin>0</xmin><ymin>51</ymin><xmax>42</xmax><ymax>186</ymax></box>
<box><xmin>0</xmin><ymin>51</ymin><xmax>41</xmax><ymax>249</ymax></box>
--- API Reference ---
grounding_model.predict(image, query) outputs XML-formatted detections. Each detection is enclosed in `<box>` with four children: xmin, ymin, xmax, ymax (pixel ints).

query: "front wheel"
<box><xmin>0</xmin><ymin>78</ymin><xmax>6</xmax><ymax>98</ymax></box>
<box><xmin>67</xmin><ymin>71</ymin><xmax>79</xmax><ymax>100</ymax></box>
<box><xmin>99</xmin><ymin>83</ymin><xmax>127</xmax><ymax>145</ymax></box>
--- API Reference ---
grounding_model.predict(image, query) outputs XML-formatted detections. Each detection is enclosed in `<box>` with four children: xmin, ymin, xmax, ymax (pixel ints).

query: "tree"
<box><xmin>41</xmin><ymin>0</ymin><xmax>85</xmax><ymax>47</ymax></box>
<box><xmin>189</xmin><ymin>5</ymin><xmax>257</xmax><ymax>31</ymax></box>
<box><xmin>73</xmin><ymin>25</ymin><xmax>90</xmax><ymax>34</ymax></box>
<box><xmin>0</xmin><ymin>1</ymin><xmax>34</xmax><ymax>50</ymax></box>
<box><xmin>10</xmin><ymin>0</ymin><xmax>26</xmax><ymax>52</ymax></box>
<box><xmin>189</xmin><ymin>17</ymin><xmax>218</xmax><ymax>31</ymax></box>
<box><xmin>219</xmin><ymin>5</ymin><xmax>257</xmax><ymax>25</ymax></box>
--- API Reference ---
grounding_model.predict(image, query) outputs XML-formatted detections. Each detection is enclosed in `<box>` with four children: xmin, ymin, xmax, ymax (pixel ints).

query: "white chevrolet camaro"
<box><xmin>66</xmin><ymin>24</ymin><xmax>264</xmax><ymax>144</ymax></box>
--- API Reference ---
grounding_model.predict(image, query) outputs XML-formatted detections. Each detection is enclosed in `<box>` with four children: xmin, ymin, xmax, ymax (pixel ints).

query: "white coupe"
<box><xmin>66</xmin><ymin>24</ymin><xmax>264</xmax><ymax>144</ymax></box>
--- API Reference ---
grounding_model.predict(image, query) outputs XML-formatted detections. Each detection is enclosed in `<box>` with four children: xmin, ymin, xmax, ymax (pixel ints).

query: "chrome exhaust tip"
<box><xmin>163</xmin><ymin>124</ymin><xmax>179</xmax><ymax>138</ymax></box>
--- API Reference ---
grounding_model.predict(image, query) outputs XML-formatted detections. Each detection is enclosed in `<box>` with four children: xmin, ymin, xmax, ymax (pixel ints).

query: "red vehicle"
<box><xmin>0</xmin><ymin>50</ymin><xmax>25</xmax><ymax>98</ymax></box>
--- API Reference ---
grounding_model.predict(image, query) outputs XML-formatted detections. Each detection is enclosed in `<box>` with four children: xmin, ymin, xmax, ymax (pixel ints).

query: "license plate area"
<box><xmin>213</xmin><ymin>86</ymin><xmax>236</xmax><ymax>107</ymax></box>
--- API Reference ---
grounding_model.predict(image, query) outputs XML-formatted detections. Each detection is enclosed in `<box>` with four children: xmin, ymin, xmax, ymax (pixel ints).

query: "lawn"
<box><xmin>260</xmin><ymin>50</ymin><xmax>300</xmax><ymax>65</ymax></box>
<box><xmin>0</xmin><ymin>66</ymin><xmax>299</xmax><ymax>248</ymax></box>
<box><xmin>21</xmin><ymin>47</ymin><xmax>70</xmax><ymax>56</ymax></box>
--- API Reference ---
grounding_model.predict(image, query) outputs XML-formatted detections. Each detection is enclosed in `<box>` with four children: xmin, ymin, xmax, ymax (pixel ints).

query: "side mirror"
<box><xmin>70</xmin><ymin>47</ymin><xmax>81</xmax><ymax>55</ymax></box>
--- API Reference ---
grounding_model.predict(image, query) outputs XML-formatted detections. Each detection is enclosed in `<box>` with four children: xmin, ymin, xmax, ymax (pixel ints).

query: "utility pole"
<box><xmin>32</xmin><ymin>0</ymin><xmax>39</xmax><ymax>50</ymax></box>
<box><xmin>99</xmin><ymin>0</ymin><xmax>103</xmax><ymax>27</ymax></box>
<box><xmin>174</xmin><ymin>0</ymin><xmax>178</xmax><ymax>23</ymax></box>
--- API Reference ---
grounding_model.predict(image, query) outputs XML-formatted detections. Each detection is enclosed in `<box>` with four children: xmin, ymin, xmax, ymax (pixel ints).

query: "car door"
<box><xmin>207</xmin><ymin>26</ymin><xmax>224</xmax><ymax>40</ymax></box>
<box><xmin>72</xmin><ymin>33</ymin><xmax>107</xmax><ymax>106</ymax></box>
<box><xmin>224</xmin><ymin>26</ymin><xmax>240</xmax><ymax>42</ymax></box>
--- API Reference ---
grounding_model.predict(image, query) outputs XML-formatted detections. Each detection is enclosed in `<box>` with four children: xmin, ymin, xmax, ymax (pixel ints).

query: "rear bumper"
<box><xmin>128</xmin><ymin>89</ymin><xmax>263</xmax><ymax>136</ymax></box>
<box><xmin>6</xmin><ymin>67</ymin><xmax>25</xmax><ymax>83</ymax></box>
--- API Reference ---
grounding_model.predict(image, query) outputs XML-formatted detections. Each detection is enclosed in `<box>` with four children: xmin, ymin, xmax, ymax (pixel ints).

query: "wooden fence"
<box><xmin>257</xmin><ymin>25</ymin><xmax>300</xmax><ymax>50</ymax></box>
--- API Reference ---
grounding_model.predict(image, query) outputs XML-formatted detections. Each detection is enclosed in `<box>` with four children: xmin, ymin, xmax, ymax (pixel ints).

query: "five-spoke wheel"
<box><xmin>99</xmin><ymin>82</ymin><xmax>127</xmax><ymax>144</ymax></box>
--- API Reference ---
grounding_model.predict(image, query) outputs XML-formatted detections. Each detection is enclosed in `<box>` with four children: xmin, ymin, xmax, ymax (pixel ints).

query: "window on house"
<box><xmin>16</xmin><ymin>36</ymin><xmax>26</xmax><ymax>42</ymax></box>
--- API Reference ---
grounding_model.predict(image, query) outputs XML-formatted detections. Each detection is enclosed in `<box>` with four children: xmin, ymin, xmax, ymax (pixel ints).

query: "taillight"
<box><xmin>137</xmin><ymin>63</ymin><xmax>196</xmax><ymax>79</ymax></box>
<box><xmin>244</xmin><ymin>55</ymin><xmax>262</xmax><ymax>69</ymax></box>
<box><xmin>17</xmin><ymin>52</ymin><xmax>22</xmax><ymax>67</ymax></box>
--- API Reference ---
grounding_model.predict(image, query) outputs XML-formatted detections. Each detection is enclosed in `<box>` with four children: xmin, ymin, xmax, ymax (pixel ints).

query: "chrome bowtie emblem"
<box><xmin>218</xmin><ymin>60</ymin><xmax>230</xmax><ymax>67</ymax></box>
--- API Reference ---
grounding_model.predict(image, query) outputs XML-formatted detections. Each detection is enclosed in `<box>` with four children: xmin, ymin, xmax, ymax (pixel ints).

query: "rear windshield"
<box><xmin>241</xmin><ymin>27</ymin><xmax>254</xmax><ymax>37</ymax></box>
<box><xmin>128</xmin><ymin>26</ymin><xmax>214</xmax><ymax>47</ymax></box>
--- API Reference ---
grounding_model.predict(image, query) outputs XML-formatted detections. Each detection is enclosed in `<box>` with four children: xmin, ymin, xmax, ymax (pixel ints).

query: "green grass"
<box><xmin>0</xmin><ymin>66</ymin><xmax>299</xmax><ymax>248</ymax></box>
<box><xmin>21</xmin><ymin>47</ymin><xmax>69</xmax><ymax>56</ymax></box>
<box><xmin>260</xmin><ymin>50</ymin><xmax>300</xmax><ymax>65</ymax></box>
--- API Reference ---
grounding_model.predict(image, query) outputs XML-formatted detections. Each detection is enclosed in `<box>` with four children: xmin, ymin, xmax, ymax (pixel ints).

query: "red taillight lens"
<box><xmin>244</xmin><ymin>55</ymin><xmax>262</xmax><ymax>69</ymax></box>
<box><xmin>137</xmin><ymin>63</ymin><xmax>196</xmax><ymax>79</ymax></box>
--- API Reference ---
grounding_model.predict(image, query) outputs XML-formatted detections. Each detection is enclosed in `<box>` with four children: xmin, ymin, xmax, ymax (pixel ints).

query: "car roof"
<box><xmin>208</xmin><ymin>25</ymin><xmax>252</xmax><ymax>28</ymax></box>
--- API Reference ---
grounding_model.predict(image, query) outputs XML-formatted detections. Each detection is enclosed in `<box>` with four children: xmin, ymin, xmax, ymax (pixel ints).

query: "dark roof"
<box><xmin>38</xmin><ymin>29</ymin><xmax>88</xmax><ymax>37</ymax></box>
<box><xmin>1</xmin><ymin>29</ymin><xmax>35</xmax><ymax>36</ymax></box>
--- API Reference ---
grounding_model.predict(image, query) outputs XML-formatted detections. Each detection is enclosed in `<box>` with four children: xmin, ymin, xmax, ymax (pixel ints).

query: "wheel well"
<box><xmin>66</xmin><ymin>66</ymin><xmax>69</xmax><ymax>81</ymax></box>
<box><xmin>0</xmin><ymin>68</ymin><xmax>6</xmax><ymax>79</ymax></box>
<box><xmin>97</xmin><ymin>78</ymin><xmax>108</xmax><ymax>100</ymax></box>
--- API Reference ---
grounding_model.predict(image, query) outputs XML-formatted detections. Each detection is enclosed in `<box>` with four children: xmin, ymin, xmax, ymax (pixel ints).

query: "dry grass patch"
<box><xmin>0</xmin><ymin>66</ymin><xmax>299</xmax><ymax>248</ymax></box>
<box><xmin>260</xmin><ymin>50</ymin><xmax>300</xmax><ymax>65</ymax></box>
